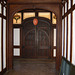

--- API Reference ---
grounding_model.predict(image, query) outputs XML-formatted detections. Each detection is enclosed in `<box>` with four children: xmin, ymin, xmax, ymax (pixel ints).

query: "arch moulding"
<box><xmin>7</xmin><ymin>3</ymin><xmax>62</xmax><ymax>70</ymax></box>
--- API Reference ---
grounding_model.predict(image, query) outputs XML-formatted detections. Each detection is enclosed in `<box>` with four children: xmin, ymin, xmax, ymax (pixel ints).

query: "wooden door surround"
<box><xmin>22</xmin><ymin>17</ymin><xmax>51</xmax><ymax>59</ymax></box>
<box><xmin>7</xmin><ymin>3</ymin><xmax>62</xmax><ymax>70</ymax></box>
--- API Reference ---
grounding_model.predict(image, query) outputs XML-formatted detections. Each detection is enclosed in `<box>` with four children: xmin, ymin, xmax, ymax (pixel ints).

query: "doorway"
<box><xmin>22</xmin><ymin>17</ymin><xmax>51</xmax><ymax>58</ymax></box>
<box><xmin>13</xmin><ymin>10</ymin><xmax>57</xmax><ymax>59</ymax></box>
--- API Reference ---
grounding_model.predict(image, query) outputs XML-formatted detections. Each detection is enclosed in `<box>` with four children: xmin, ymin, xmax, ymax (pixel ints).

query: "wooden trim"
<box><xmin>13</xmin><ymin>46</ymin><xmax>20</xmax><ymax>48</ymax></box>
<box><xmin>66</xmin><ymin>16</ymin><xmax>68</xmax><ymax>59</ymax></box>
<box><xmin>0</xmin><ymin>14</ymin><xmax>6</xmax><ymax>19</ymax></box>
<box><xmin>63</xmin><ymin>4</ymin><xmax>65</xmax><ymax>56</ymax></box>
<box><xmin>62</xmin><ymin>4</ymin><xmax>75</xmax><ymax>19</ymax></box>
<box><xmin>70</xmin><ymin>12</ymin><xmax>73</xmax><ymax>63</ymax></box>
<box><xmin>66</xmin><ymin>0</ymin><xmax>69</xmax><ymax>59</ymax></box>
<box><xmin>0</xmin><ymin>68</ymin><xmax>6</xmax><ymax>75</ymax></box>
<box><xmin>6</xmin><ymin>4</ymin><xmax>9</xmax><ymax>70</ymax></box>
<box><xmin>20</xmin><ymin>27</ymin><xmax>22</xmax><ymax>57</ymax></box>
<box><xmin>7</xmin><ymin>0</ymin><xmax>62</xmax><ymax>4</ymax></box>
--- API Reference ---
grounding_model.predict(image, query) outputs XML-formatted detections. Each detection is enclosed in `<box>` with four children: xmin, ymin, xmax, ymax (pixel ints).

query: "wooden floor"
<box><xmin>4</xmin><ymin>58</ymin><xmax>59</xmax><ymax>75</ymax></box>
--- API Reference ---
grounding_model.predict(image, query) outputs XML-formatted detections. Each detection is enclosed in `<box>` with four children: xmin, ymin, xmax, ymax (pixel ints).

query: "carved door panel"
<box><xmin>22</xmin><ymin>17</ymin><xmax>51</xmax><ymax>58</ymax></box>
<box><xmin>37</xmin><ymin>29</ymin><xmax>50</xmax><ymax>58</ymax></box>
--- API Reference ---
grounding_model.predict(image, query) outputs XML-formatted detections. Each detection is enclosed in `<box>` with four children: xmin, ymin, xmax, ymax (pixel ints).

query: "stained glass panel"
<box><xmin>38</xmin><ymin>12</ymin><xmax>50</xmax><ymax>19</ymax></box>
<box><xmin>52</xmin><ymin>13</ymin><xmax>56</xmax><ymax>24</ymax></box>
<box><xmin>23</xmin><ymin>12</ymin><xmax>35</xmax><ymax>19</ymax></box>
<box><xmin>13</xmin><ymin>13</ymin><xmax>21</xmax><ymax>24</ymax></box>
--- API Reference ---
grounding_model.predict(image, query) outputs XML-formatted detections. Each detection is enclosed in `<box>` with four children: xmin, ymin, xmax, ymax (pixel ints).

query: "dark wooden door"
<box><xmin>22</xmin><ymin>17</ymin><xmax>51</xmax><ymax>59</ymax></box>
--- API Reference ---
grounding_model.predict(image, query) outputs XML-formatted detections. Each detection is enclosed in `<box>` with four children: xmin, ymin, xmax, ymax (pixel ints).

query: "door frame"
<box><xmin>7</xmin><ymin>3</ymin><xmax>62</xmax><ymax>70</ymax></box>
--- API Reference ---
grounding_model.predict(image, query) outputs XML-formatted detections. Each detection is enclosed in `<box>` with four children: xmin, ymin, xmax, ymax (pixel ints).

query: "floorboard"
<box><xmin>4</xmin><ymin>59</ymin><xmax>59</xmax><ymax>75</ymax></box>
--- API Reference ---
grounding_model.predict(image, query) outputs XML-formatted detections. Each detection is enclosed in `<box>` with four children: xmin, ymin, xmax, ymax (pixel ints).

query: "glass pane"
<box><xmin>53</xmin><ymin>49</ymin><xmax>56</xmax><ymax>57</ymax></box>
<box><xmin>13</xmin><ymin>28</ymin><xmax>20</xmax><ymax>46</ymax></box>
<box><xmin>0</xmin><ymin>4</ymin><xmax>2</xmax><ymax>14</ymax></box>
<box><xmin>13</xmin><ymin>48</ymin><xmax>20</xmax><ymax>56</ymax></box>
<box><xmin>4</xmin><ymin>1</ymin><xmax>6</xmax><ymax>4</ymax></box>
<box><xmin>52</xmin><ymin>13</ymin><xmax>56</xmax><ymax>24</ymax></box>
<box><xmin>64</xmin><ymin>17</ymin><xmax>67</xmax><ymax>58</ymax></box>
<box><xmin>23</xmin><ymin>12</ymin><xmax>35</xmax><ymax>19</ymax></box>
<box><xmin>62</xmin><ymin>6</ymin><xmax>64</xmax><ymax>16</ymax></box>
<box><xmin>38</xmin><ymin>12</ymin><xmax>50</xmax><ymax>19</ymax></box>
<box><xmin>68</xmin><ymin>0</ymin><xmax>71</xmax><ymax>9</ymax></box>
<box><xmin>72</xmin><ymin>10</ymin><xmax>75</xmax><ymax>65</ymax></box>
<box><xmin>3</xmin><ymin>19</ymin><xmax>6</xmax><ymax>69</ymax></box>
<box><xmin>0</xmin><ymin>17</ymin><xmax>2</xmax><ymax>72</ymax></box>
<box><xmin>13</xmin><ymin>13</ymin><xmax>21</xmax><ymax>24</ymax></box>
<box><xmin>3</xmin><ymin>7</ymin><xmax>6</xmax><ymax>16</ymax></box>
<box><xmin>68</xmin><ymin>14</ymin><xmax>71</xmax><ymax>61</ymax></box>
<box><xmin>62</xmin><ymin>19</ymin><xmax>64</xmax><ymax>56</ymax></box>
<box><xmin>65</xmin><ymin>2</ymin><xmax>67</xmax><ymax>13</ymax></box>
<box><xmin>54</xmin><ymin>29</ymin><xmax>56</xmax><ymax>46</ymax></box>
<box><xmin>73</xmin><ymin>0</ymin><xmax>75</xmax><ymax>5</ymax></box>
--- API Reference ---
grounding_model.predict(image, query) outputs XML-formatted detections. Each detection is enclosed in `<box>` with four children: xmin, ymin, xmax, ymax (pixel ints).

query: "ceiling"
<box><xmin>7</xmin><ymin>0</ymin><xmax>62</xmax><ymax>4</ymax></box>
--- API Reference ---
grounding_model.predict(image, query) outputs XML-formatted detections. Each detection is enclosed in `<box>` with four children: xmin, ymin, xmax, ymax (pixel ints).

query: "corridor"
<box><xmin>4</xmin><ymin>59</ymin><xmax>59</xmax><ymax>75</ymax></box>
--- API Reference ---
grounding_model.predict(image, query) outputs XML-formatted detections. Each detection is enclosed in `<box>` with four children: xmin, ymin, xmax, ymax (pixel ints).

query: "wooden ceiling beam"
<box><xmin>7</xmin><ymin>0</ymin><xmax>62</xmax><ymax>4</ymax></box>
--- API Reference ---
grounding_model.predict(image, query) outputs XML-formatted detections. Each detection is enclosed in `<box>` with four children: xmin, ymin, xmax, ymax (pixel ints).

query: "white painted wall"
<box><xmin>3</xmin><ymin>19</ymin><xmax>6</xmax><ymax>69</ymax></box>
<box><xmin>72</xmin><ymin>10</ymin><xmax>75</xmax><ymax>65</ymax></box>
<box><xmin>0</xmin><ymin>17</ymin><xmax>2</xmax><ymax>72</ymax></box>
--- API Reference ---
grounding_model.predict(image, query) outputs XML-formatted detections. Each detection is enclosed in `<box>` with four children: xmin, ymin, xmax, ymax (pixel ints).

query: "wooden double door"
<box><xmin>22</xmin><ymin>17</ymin><xmax>52</xmax><ymax>59</ymax></box>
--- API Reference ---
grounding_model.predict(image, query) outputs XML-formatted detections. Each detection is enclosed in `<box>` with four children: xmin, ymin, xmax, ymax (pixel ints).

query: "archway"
<box><xmin>7</xmin><ymin>4</ymin><xmax>62</xmax><ymax>70</ymax></box>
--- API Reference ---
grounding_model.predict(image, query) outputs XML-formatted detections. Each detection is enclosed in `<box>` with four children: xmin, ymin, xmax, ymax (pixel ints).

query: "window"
<box><xmin>73</xmin><ymin>0</ymin><xmax>75</xmax><ymax>5</ymax></box>
<box><xmin>68</xmin><ymin>14</ymin><xmax>71</xmax><ymax>61</ymax></box>
<box><xmin>62</xmin><ymin>6</ymin><xmax>64</xmax><ymax>16</ymax></box>
<box><xmin>64</xmin><ymin>17</ymin><xmax>67</xmax><ymax>58</ymax></box>
<box><xmin>65</xmin><ymin>2</ymin><xmax>67</xmax><ymax>13</ymax></box>
<box><xmin>0</xmin><ymin>17</ymin><xmax>2</xmax><ymax>72</ymax></box>
<box><xmin>23</xmin><ymin>12</ymin><xmax>35</xmax><ymax>19</ymax></box>
<box><xmin>13</xmin><ymin>48</ymin><xmax>20</xmax><ymax>56</ymax></box>
<box><xmin>53</xmin><ymin>49</ymin><xmax>56</xmax><ymax>57</ymax></box>
<box><xmin>13</xmin><ymin>13</ymin><xmax>21</xmax><ymax>24</ymax></box>
<box><xmin>13</xmin><ymin>28</ymin><xmax>20</xmax><ymax>46</ymax></box>
<box><xmin>52</xmin><ymin>13</ymin><xmax>56</xmax><ymax>24</ymax></box>
<box><xmin>62</xmin><ymin>19</ymin><xmax>64</xmax><ymax>56</ymax></box>
<box><xmin>3</xmin><ymin>19</ymin><xmax>6</xmax><ymax>69</ymax></box>
<box><xmin>38</xmin><ymin>12</ymin><xmax>50</xmax><ymax>19</ymax></box>
<box><xmin>54</xmin><ymin>29</ymin><xmax>56</xmax><ymax>46</ymax></box>
<box><xmin>72</xmin><ymin>10</ymin><xmax>75</xmax><ymax>65</ymax></box>
<box><xmin>3</xmin><ymin>7</ymin><xmax>6</xmax><ymax>16</ymax></box>
<box><xmin>68</xmin><ymin>0</ymin><xmax>71</xmax><ymax>9</ymax></box>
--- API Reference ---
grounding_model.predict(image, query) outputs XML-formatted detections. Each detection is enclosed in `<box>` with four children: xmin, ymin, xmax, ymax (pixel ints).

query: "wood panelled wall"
<box><xmin>62</xmin><ymin>0</ymin><xmax>75</xmax><ymax>63</ymax></box>
<box><xmin>0</xmin><ymin>0</ymin><xmax>7</xmax><ymax>75</ymax></box>
<box><xmin>7</xmin><ymin>3</ymin><xmax>62</xmax><ymax>70</ymax></box>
